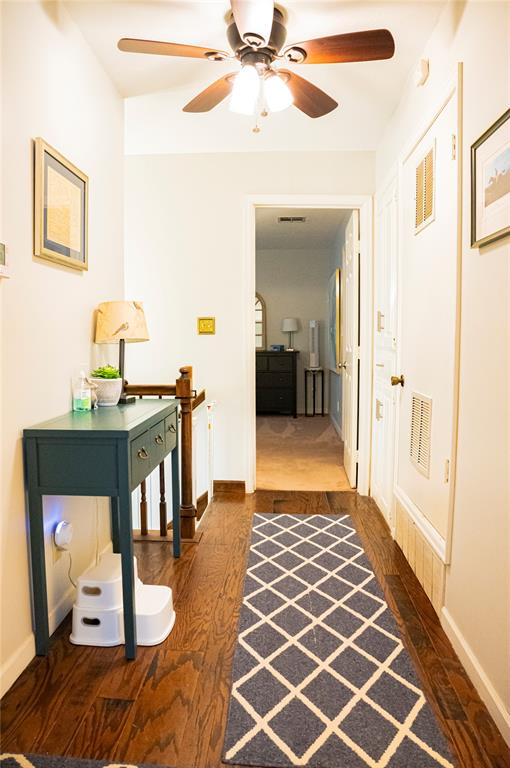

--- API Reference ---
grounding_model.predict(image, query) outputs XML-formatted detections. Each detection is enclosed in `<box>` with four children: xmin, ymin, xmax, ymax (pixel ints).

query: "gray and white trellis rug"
<box><xmin>222</xmin><ymin>513</ymin><xmax>455</xmax><ymax>768</ymax></box>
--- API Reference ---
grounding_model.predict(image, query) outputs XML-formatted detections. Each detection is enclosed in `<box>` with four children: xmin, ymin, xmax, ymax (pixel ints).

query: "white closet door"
<box><xmin>341</xmin><ymin>210</ymin><xmax>360</xmax><ymax>487</ymax></box>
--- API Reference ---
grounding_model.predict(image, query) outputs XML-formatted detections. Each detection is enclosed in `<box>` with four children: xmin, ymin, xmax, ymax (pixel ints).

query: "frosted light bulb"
<box><xmin>264</xmin><ymin>73</ymin><xmax>293</xmax><ymax>112</ymax></box>
<box><xmin>229</xmin><ymin>65</ymin><xmax>260</xmax><ymax>115</ymax></box>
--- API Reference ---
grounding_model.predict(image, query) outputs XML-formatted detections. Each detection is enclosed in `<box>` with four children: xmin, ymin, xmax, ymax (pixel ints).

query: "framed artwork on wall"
<box><xmin>328</xmin><ymin>268</ymin><xmax>341</xmax><ymax>373</ymax></box>
<box><xmin>471</xmin><ymin>108</ymin><xmax>510</xmax><ymax>248</ymax></box>
<box><xmin>34</xmin><ymin>138</ymin><xmax>88</xmax><ymax>270</ymax></box>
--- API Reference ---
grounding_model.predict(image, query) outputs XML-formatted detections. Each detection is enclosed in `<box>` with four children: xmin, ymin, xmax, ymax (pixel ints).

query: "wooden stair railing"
<box><xmin>124</xmin><ymin>366</ymin><xmax>205</xmax><ymax>540</ymax></box>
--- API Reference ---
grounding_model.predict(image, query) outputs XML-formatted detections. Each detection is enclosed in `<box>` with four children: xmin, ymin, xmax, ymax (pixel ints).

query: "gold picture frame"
<box><xmin>471</xmin><ymin>108</ymin><xmax>510</xmax><ymax>248</ymax></box>
<box><xmin>34</xmin><ymin>138</ymin><xmax>88</xmax><ymax>270</ymax></box>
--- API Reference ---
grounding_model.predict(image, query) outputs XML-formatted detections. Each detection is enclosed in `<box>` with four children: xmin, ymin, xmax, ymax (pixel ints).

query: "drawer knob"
<box><xmin>137</xmin><ymin>447</ymin><xmax>149</xmax><ymax>460</ymax></box>
<box><xmin>168</xmin><ymin>423</ymin><xmax>176</xmax><ymax>433</ymax></box>
<box><xmin>154</xmin><ymin>434</ymin><xmax>164</xmax><ymax>445</ymax></box>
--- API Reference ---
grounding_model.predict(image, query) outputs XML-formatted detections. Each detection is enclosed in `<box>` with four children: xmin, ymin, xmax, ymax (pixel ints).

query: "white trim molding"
<box><xmin>0</xmin><ymin>634</ymin><xmax>36</xmax><ymax>699</ymax></box>
<box><xmin>441</xmin><ymin>607</ymin><xmax>510</xmax><ymax>746</ymax></box>
<box><xmin>394</xmin><ymin>484</ymin><xmax>447</xmax><ymax>563</ymax></box>
<box><xmin>330</xmin><ymin>413</ymin><xmax>343</xmax><ymax>441</ymax></box>
<box><xmin>242</xmin><ymin>193</ymin><xmax>374</xmax><ymax>495</ymax></box>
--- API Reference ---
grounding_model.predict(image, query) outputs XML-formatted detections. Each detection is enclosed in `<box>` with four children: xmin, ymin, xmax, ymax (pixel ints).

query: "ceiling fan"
<box><xmin>118</xmin><ymin>1</ymin><xmax>395</xmax><ymax>119</ymax></box>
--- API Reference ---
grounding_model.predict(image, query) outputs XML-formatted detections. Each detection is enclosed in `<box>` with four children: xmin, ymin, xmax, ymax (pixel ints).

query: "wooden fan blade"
<box><xmin>279</xmin><ymin>69</ymin><xmax>337</xmax><ymax>118</ymax></box>
<box><xmin>284</xmin><ymin>29</ymin><xmax>395</xmax><ymax>64</ymax></box>
<box><xmin>183</xmin><ymin>73</ymin><xmax>237</xmax><ymax>112</ymax></box>
<box><xmin>118</xmin><ymin>38</ymin><xmax>230</xmax><ymax>61</ymax></box>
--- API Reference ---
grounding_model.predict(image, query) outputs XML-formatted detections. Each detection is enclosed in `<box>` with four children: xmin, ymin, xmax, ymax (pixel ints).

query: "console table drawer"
<box><xmin>150</xmin><ymin>420</ymin><xmax>167</xmax><ymax>465</ymax></box>
<box><xmin>165</xmin><ymin>412</ymin><xmax>177</xmax><ymax>452</ymax></box>
<box><xmin>130</xmin><ymin>429</ymin><xmax>153</xmax><ymax>488</ymax></box>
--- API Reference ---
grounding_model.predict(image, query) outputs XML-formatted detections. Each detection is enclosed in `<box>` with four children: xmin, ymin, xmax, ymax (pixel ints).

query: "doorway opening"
<box><xmin>246</xmin><ymin>200</ymin><xmax>371</xmax><ymax>493</ymax></box>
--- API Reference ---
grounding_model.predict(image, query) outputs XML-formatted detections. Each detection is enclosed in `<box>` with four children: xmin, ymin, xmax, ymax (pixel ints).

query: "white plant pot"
<box><xmin>90</xmin><ymin>377</ymin><xmax>123</xmax><ymax>407</ymax></box>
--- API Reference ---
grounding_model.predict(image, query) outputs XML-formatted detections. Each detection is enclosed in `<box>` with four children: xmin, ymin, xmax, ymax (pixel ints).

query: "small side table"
<box><xmin>304</xmin><ymin>367</ymin><xmax>325</xmax><ymax>416</ymax></box>
<box><xmin>23</xmin><ymin>400</ymin><xmax>180</xmax><ymax>660</ymax></box>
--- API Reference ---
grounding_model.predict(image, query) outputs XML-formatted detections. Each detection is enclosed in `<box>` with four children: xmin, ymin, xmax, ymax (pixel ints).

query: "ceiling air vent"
<box><xmin>410</xmin><ymin>392</ymin><xmax>432</xmax><ymax>477</ymax></box>
<box><xmin>277</xmin><ymin>216</ymin><xmax>307</xmax><ymax>223</ymax></box>
<box><xmin>415</xmin><ymin>143</ymin><xmax>435</xmax><ymax>232</ymax></box>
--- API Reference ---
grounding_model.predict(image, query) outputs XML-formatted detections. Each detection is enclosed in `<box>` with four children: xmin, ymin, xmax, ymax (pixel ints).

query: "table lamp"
<box><xmin>95</xmin><ymin>301</ymin><xmax>149</xmax><ymax>404</ymax></box>
<box><xmin>281</xmin><ymin>317</ymin><xmax>299</xmax><ymax>351</ymax></box>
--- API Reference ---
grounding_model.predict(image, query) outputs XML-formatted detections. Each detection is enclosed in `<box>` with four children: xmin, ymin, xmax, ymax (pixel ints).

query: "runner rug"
<box><xmin>0</xmin><ymin>758</ymin><xmax>158</xmax><ymax>768</ymax></box>
<box><xmin>222</xmin><ymin>513</ymin><xmax>455</xmax><ymax>768</ymax></box>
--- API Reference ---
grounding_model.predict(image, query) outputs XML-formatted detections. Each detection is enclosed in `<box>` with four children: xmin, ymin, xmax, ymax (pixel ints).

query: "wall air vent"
<box><xmin>277</xmin><ymin>216</ymin><xmax>307</xmax><ymax>223</ymax></box>
<box><xmin>410</xmin><ymin>392</ymin><xmax>432</xmax><ymax>477</ymax></box>
<box><xmin>415</xmin><ymin>144</ymin><xmax>435</xmax><ymax>232</ymax></box>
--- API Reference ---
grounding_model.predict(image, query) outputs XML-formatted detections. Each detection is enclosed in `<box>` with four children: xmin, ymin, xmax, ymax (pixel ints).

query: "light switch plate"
<box><xmin>197</xmin><ymin>317</ymin><xmax>216</xmax><ymax>335</ymax></box>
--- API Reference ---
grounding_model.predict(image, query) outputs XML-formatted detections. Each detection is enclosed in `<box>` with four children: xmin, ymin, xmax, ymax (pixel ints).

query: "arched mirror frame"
<box><xmin>255</xmin><ymin>292</ymin><xmax>267</xmax><ymax>350</ymax></box>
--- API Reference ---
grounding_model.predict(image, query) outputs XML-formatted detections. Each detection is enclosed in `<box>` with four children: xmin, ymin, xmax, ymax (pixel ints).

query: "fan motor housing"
<box><xmin>227</xmin><ymin>8</ymin><xmax>287</xmax><ymax>60</ymax></box>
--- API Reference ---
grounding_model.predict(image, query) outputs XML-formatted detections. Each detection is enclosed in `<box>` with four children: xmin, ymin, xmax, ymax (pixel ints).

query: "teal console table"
<box><xmin>23</xmin><ymin>399</ymin><xmax>180</xmax><ymax>660</ymax></box>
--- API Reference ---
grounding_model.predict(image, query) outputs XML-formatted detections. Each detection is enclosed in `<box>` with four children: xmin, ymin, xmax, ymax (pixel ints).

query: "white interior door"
<box><xmin>371</xmin><ymin>176</ymin><xmax>398</xmax><ymax>526</ymax></box>
<box><xmin>395</xmin><ymin>90</ymin><xmax>458</xmax><ymax>543</ymax></box>
<box><xmin>341</xmin><ymin>210</ymin><xmax>360</xmax><ymax>487</ymax></box>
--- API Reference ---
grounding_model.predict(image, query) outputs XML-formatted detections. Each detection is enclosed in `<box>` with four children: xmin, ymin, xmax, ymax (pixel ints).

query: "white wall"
<box><xmin>376</xmin><ymin>0</ymin><xmax>510</xmax><ymax>741</ymax></box>
<box><xmin>125</xmin><ymin>151</ymin><xmax>374</xmax><ymax>480</ymax></box>
<box><xmin>0</xmin><ymin>1</ymin><xmax>124</xmax><ymax>695</ymax></box>
<box><xmin>256</xmin><ymin>247</ymin><xmax>332</xmax><ymax>414</ymax></box>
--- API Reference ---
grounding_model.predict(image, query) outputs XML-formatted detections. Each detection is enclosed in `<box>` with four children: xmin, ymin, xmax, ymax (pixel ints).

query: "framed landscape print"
<box><xmin>471</xmin><ymin>108</ymin><xmax>510</xmax><ymax>248</ymax></box>
<box><xmin>34</xmin><ymin>138</ymin><xmax>88</xmax><ymax>270</ymax></box>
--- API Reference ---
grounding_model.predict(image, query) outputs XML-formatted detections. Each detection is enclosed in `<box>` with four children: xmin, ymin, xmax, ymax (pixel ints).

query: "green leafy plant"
<box><xmin>90</xmin><ymin>364</ymin><xmax>121</xmax><ymax>379</ymax></box>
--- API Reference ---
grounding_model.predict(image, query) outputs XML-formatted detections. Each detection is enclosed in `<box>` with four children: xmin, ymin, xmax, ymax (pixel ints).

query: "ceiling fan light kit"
<box><xmin>264</xmin><ymin>72</ymin><xmax>293</xmax><ymax>112</ymax></box>
<box><xmin>118</xmin><ymin>1</ymin><xmax>395</xmax><ymax>125</ymax></box>
<box><xmin>230</xmin><ymin>64</ymin><xmax>260</xmax><ymax>114</ymax></box>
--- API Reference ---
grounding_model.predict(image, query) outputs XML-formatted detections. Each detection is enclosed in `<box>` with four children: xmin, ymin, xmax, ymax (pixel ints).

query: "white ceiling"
<box><xmin>66</xmin><ymin>0</ymin><xmax>446</xmax><ymax>98</ymax></box>
<box><xmin>65</xmin><ymin>0</ymin><xmax>446</xmax><ymax>153</ymax></box>
<box><xmin>256</xmin><ymin>207</ymin><xmax>351</xmax><ymax>250</ymax></box>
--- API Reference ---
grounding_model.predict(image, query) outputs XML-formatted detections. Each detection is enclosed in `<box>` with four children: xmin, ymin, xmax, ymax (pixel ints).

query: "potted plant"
<box><xmin>89</xmin><ymin>365</ymin><xmax>123</xmax><ymax>407</ymax></box>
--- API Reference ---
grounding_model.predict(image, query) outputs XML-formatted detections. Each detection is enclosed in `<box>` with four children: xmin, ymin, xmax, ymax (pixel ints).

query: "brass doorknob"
<box><xmin>391</xmin><ymin>375</ymin><xmax>405</xmax><ymax>387</ymax></box>
<box><xmin>338</xmin><ymin>362</ymin><xmax>347</xmax><ymax>370</ymax></box>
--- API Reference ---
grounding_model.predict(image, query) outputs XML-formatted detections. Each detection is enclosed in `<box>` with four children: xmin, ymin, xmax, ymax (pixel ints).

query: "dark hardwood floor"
<box><xmin>1</xmin><ymin>491</ymin><xmax>509</xmax><ymax>768</ymax></box>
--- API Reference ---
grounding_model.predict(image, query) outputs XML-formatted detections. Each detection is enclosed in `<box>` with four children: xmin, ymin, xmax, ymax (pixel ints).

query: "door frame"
<box><xmin>371</xmin><ymin>169</ymin><xmax>399</xmax><ymax>530</ymax></box>
<box><xmin>242</xmin><ymin>193</ymin><xmax>374</xmax><ymax>495</ymax></box>
<box><xmin>394</xmin><ymin>64</ymin><xmax>463</xmax><ymax>565</ymax></box>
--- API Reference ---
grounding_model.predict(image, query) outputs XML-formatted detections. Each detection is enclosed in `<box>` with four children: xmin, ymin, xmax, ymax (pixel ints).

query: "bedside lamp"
<box><xmin>95</xmin><ymin>301</ymin><xmax>149</xmax><ymax>404</ymax></box>
<box><xmin>281</xmin><ymin>317</ymin><xmax>299</xmax><ymax>351</ymax></box>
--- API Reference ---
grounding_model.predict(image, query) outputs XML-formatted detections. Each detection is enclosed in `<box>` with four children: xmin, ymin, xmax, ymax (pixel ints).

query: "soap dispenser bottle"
<box><xmin>72</xmin><ymin>369</ymin><xmax>92</xmax><ymax>412</ymax></box>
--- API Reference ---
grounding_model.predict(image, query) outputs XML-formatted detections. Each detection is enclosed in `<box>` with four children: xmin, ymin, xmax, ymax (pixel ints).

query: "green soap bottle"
<box><xmin>72</xmin><ymin>370</ymin><xmax>91</xmax><ymax>412</ymax></box>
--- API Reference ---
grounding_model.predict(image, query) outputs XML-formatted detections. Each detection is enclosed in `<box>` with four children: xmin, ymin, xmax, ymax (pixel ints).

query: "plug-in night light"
<box><xmin>54</xmin><ymin>520</ymin><xmax>73</xmax><ymax>550</ymax></box>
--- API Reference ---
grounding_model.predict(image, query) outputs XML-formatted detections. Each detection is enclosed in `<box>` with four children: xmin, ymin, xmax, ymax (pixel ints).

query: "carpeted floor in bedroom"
<box><xmin>256</xmin><ymin>416</ymin><xmax>352</xmax><ymax>492</ymax></box>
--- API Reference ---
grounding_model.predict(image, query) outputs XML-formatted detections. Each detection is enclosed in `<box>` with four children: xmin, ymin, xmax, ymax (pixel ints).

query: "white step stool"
<box><xmin>75</xmin><ymin>552</ymin><xmax>141</xmax><ymax>611</ymax></box>
<box><xmin>70</xmin><ymin>553</ymin><xmax>175</xmax><ymax>647</ymax></box>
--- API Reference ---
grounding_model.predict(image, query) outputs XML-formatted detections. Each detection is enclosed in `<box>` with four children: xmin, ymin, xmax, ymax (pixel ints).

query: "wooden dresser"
<box><xmin>256</xmin><ymin>351</ymin><xmax>299</xmax><ymax>418</ymax></box>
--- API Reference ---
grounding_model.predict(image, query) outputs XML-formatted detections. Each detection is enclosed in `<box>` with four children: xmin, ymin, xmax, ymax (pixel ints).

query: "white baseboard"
<box><xmin>0</xmin><ymin>633</ymin><xmax>36</xmax><ymax>699</ymax></box>
<box><xmin>394</xmin><ymin>485</ymin><xmax>446</xmax><ymax>563</ymax></box>
<box><xmin>0</xmin><ymin>541</ymin><xmax>113</xmax><ymax>698</ymax></box>
<box><xmin>441</xmin><ymin>607</ymin><xmax>510</xmax><ymax>746</ymax></box>
<box><xmin>330</xmin><ymin>413</ymin><xmax>343</xmax><ymax>441</ymax></box>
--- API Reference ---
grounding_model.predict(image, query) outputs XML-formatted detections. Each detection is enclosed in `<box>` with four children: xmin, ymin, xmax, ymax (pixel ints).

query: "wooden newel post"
<box><xmin>176</xmin><ymin>366</ymin><xmax>196</xmax><ymax>539</ymax></box>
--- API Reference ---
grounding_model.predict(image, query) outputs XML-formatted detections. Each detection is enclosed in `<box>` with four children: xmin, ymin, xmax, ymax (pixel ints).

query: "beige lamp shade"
<box><xmin>281</xmin><ymin>317</ymin><xmax>299</xmax><ymax>333</ymax></box>
<box><xmin>95</xmin><ymin>301</ymin><xmax>149</xmax><ymax>344</ymax></box>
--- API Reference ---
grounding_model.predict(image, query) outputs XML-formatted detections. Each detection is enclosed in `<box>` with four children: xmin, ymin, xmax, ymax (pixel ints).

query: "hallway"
<box><xmin>1</xmin><ymin>491</ymin><xmax>508</xmax><ymax>768</ymax></box>
<box><xmin>256</xmin><ymin>417</ymin><xmax>352</xmax><ymax>491</ymax></box>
